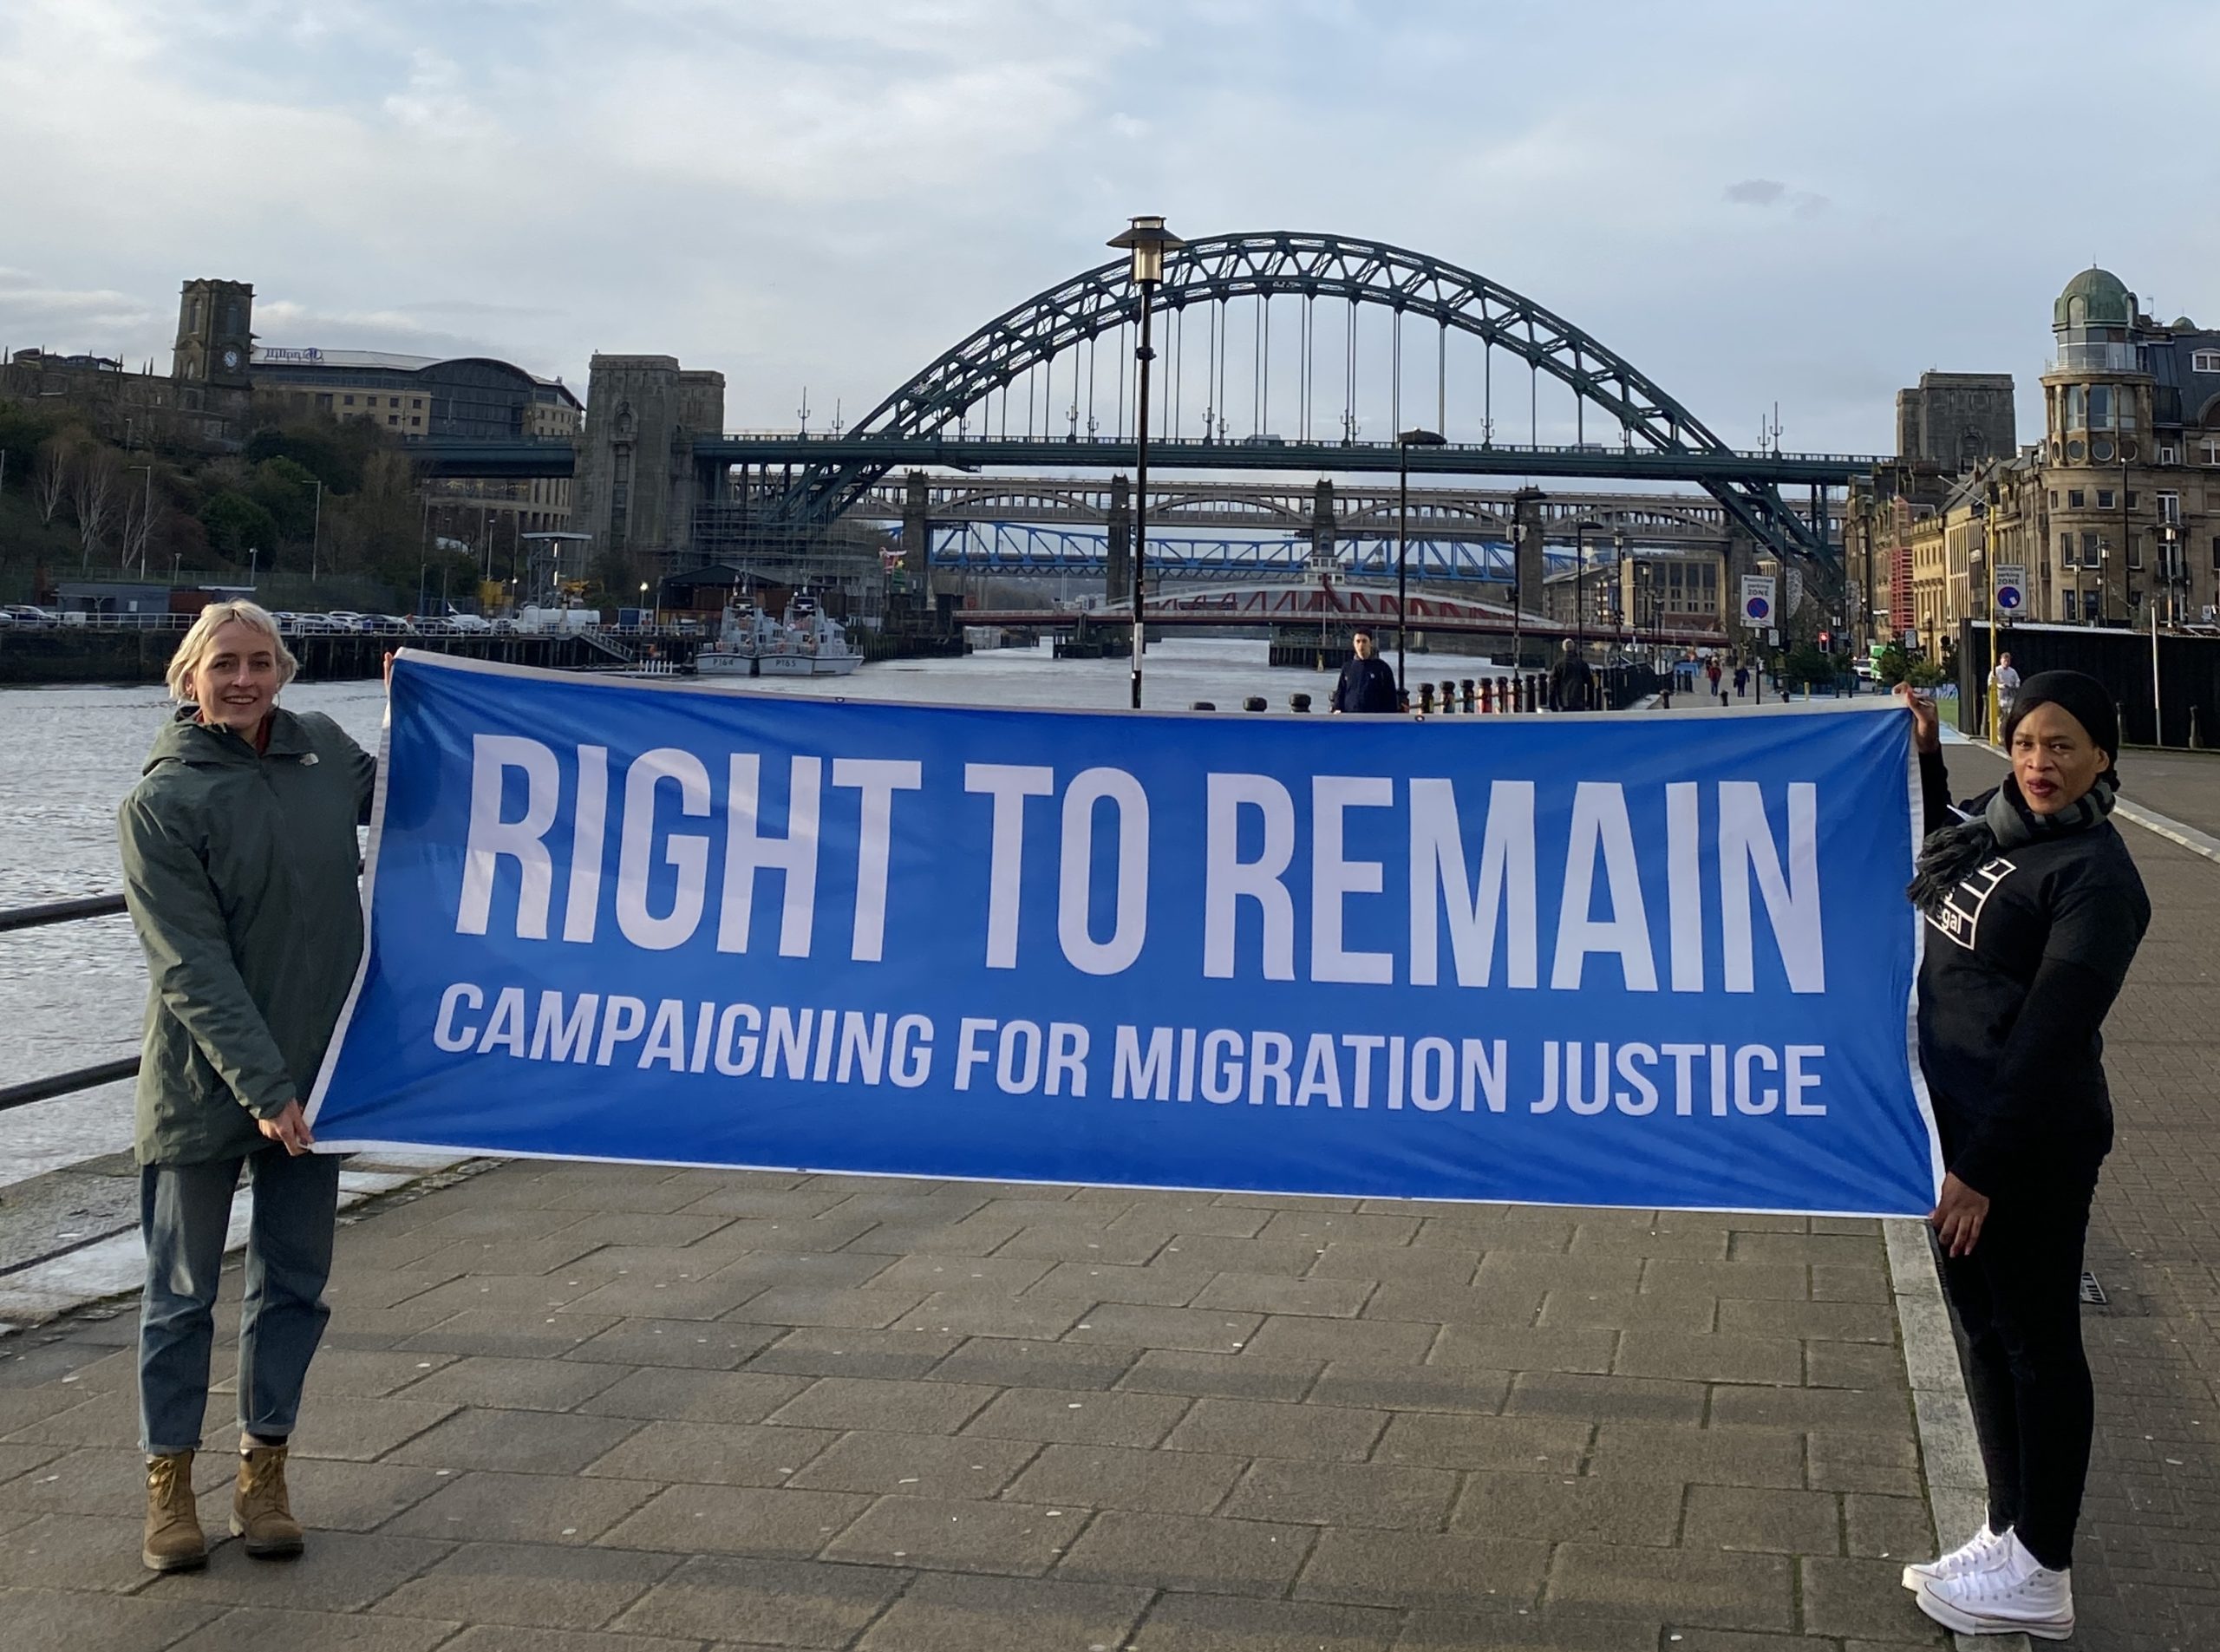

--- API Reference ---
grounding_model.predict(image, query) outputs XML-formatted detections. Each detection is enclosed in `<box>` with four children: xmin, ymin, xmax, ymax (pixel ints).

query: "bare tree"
<box><xmin>31</xmin><ymin>437</ymin><xmax>70</xmax><ymax>526</ymax></box>
<box><xmin>72</xmin><ymin>446</ymin><xmax>119</xmax><ymax>568</ymax></box>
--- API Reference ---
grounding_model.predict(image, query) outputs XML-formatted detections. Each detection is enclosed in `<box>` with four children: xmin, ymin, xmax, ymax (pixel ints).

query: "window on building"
<box><xmin>410</xmin><ymin>416</ymin><xmax>421</xmax><ymax>428</ymax></box>
<box><xmin>343</xmin><ymin>395</ymin><xmax>355</xmax><ymax>407</ymax></box>
<box><xmin>389</xmin><ymin>396</ymin><xmax>402</xmax><ymax>408</ymax></box>
<box><xmin>2090</xmin><ymin>385</ymin><xmax>2114</xmax><ymax>429</ymax></box>
<box><xmin>2159</xmin><ymin>491</ymin><xmax>2181</xmax><ymax>523</ymax></box>
<box><xmin>2126</xmin><ymin>492</ymin><xmax>2138</xmax><ymax>510</ymax></box>
<box><xmin>2205</xmin><ymin>439</ymin><xmax>2220</xmax><ymax>467</ymax></box>
<box><xmin>2066</xmin><ymin>384</ymin><xmax>2086</xmax><ymax>428</ymax></box>
<box><xmin>388</xmin><ymin>415</ymin><xmax>399</xmax><ymax>426</ymax></box>
<box><xmin>2195</xmin><ymin>349</ymin><xmax>2220</xmax><ymax>374</ymax></box>
<box><xmin>2068</xmin><ymin>489</ymin><xmax>2085</xmax><ymax>508</ymax></box>
<box><xmin>2211</xmin><ymin>535</ymin><xmax>2220</xmax><ymax>574</ymax></box>
<box><xmin>2097</xmin><ymin>490</ymin><xmax>2114</xmax><ymax>509</ymax></box>
<box><xmin>2129</xmin><ymin>535</ymin><xmax>2144</xmax><ymax>570</ymax></box>
<box><xmin>2048</xmin><ymin>490</ymin><xmax>2059</xmax><ymax>507</ymax></box>
<box><xmin>411</xmin><ymin>398</ymin><xmax>423</xmax><ymax>409</ymax></box>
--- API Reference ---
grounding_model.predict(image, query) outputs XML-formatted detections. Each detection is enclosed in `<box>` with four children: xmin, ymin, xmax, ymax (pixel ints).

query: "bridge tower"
<box><xmin>1308</xmin><ymin>480</ymin><xmax>1338</xmax><ymax>572</ymax></box>
<box><xmin>1106</xmin><ymin>475</ymin><xmax>1132</xmax><ymax>607</ymax></box>
<box><xmin>899</xmin><ymin>472</ymin><xmax>932</xmax><ymax>610</ymax></box>
<box><xmin>574</xmin><ymin>355</ymin><xmax>725</xmax><ymax>578</ymax></box>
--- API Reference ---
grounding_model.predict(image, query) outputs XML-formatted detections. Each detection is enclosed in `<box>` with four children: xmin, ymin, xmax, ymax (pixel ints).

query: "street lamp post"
<box><xmin>2163</xmin><ymin>520</ymin><xmax>2182</xmax><ymax>625</ymax></box>
<box><xmin>1394</xmin><ymin>428</ymin><xmax>1445</xmax><ymax>704</ymax></box>
<box><xmin>1107</xmin><ymin>214</ymin><xmax>1185</xmax><ymax>709</ymax></box>
<box><xmin>127</xmin><ymin>463</ymin><xmax>153</xmax><ymax>576</ymax></box>
<box><xmin>310</xmin><ymin>479</ymin><xmax>324</xmax><ymax>584</ymax></box>
<box><xmin>2099</xmin><ymin>542</ymin><xmax>2112</xmax><ymax>627</ymax></box>
<box><xmin>248</xmin><ymin>547</ymin><xmax>259</xmax><ymax>589</ymax></box>
<box><xmin>638</xmin><ymin>580</ymin><xmax>650</xmax><ymax>632</ymax></box>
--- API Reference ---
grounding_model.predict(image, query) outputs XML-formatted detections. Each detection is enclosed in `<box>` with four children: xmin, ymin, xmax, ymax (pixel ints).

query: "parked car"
<box><xmin>324</xmin><ymin>611</ymin><xmax>368</xmax><ymax>631</ymax></box>
<box><xmin>369</xmin><ymin>614</ymin><xmax>411</xmax><ymax>634</ymax></box>
<box><xmin>490</xmin><ymin>617</ymin><xmax>519</xmax><ymax>635</ymax></box>
<box><xmin>3</xmin><ymin>604</ymin><xmax>59</xmax><ymax>627</ymax></box>
<box><xmin>447</xmin><ymin>612</ymin><xmax>492</xmax><ymax>633</ymax></box>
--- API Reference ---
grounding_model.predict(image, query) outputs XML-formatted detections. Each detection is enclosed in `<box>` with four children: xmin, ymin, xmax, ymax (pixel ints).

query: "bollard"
<box><xmin>1243</xmin><ymin>695</ymin><xmax>1267</xmax><ymax>712</ymax></box>
<box><xmin>1461</xmin><ymin>678</ymin><xmax>1476</xmax><ymax>712</ymax></box>
<box><xmin>1418</xmin><ymin>682</ymin><xmax>1436</xmax><ymax>714</ymax></box>
<box><xmin>1190</xmin><ymin>701</ymin><xmax>1216</xmax><ymax>711</ymax></box>
<box><xmin>1290</xmin><ymin>692</ymin><xmax>1313</xmax><ymax>714</ymax></box>
<box><xmin>1440</xmin><ymin>680</ymin><xmax>1457</xmax><ymax>715</ymax></box>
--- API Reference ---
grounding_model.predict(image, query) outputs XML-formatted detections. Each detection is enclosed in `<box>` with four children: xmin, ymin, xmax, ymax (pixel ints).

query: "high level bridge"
<box><xmin>409</xmin><ymin>231</ymin><xmax>1888</xmax><ymax>599</ymax></box>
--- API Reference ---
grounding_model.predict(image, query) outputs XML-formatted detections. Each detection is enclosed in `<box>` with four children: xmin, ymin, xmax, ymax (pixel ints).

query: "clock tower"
<box><xmin>173</xmin><ymin>278</ymin><xmax>255</xmax><ymax>390</ymax></box>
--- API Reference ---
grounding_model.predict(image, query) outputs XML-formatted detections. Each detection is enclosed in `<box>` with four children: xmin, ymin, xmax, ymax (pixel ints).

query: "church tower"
<box><xmin>173</xmin><ymin>279</ymin><xmax>255</xmax><ymax>390</ymax></box>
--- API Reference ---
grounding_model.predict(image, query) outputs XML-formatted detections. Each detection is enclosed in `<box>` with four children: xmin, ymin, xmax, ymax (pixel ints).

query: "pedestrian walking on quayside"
<box><xmin>119</xmin><ymin>601</ymin><xmax>378</xmax><ymax>1575</ymax></box>
<box><xmin>1546</xmin><ymin>637</ymin><xmax>1595</xmax><ymax>711</ymax></box>
<box><xmin>1329</xmin><ymin>627</ymin><xmax>1401</xmax><ymax>713</ymax></box>
<box><xmin>1897</xmin><ymin>672</ymin><xmax>2150</xmax><ymax>1641</ymax></box>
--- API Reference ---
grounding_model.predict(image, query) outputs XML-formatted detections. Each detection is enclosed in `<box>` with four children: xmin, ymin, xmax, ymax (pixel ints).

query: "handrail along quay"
<box><xmin>1</xmin><ymin>892</ymin><xmax>138</xmax><ymax>1113</ymax></box>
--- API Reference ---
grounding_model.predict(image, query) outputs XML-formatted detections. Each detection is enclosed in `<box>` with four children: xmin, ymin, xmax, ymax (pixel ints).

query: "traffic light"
<box><xmin>1818</xmin><ymin>629</ymin><xmax>1832</xmax><ymax>650</ymax></box>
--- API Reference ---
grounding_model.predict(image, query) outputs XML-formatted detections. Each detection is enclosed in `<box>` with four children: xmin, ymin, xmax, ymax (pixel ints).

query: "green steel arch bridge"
<box><xmin>414</xmin><ymin>232</ymin><xmax>1886</xmax><ymax>573</ymax></box>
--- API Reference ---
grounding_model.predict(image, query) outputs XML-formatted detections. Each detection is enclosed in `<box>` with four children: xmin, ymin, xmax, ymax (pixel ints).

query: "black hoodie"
<box><xmin>1915</xmin><ymin>750</ymin><xmax>2150</xmax><ymax>1195</ymax></box>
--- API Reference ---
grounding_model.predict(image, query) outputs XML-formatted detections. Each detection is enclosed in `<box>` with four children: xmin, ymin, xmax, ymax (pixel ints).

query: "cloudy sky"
<box><xmin>3</xmin><ymin>0</ymin><xmax>2214</xmax><ymax>453</ymax></box>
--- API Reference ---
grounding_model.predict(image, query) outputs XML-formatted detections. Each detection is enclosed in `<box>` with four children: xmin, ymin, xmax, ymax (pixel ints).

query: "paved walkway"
<box><xmin>3</xmin><ymin>1159</ymin><xmax>1957</xmax><ymax>1650</ymax></box>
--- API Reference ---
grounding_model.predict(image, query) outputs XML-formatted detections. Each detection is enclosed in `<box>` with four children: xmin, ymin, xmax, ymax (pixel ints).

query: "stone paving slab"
<box><xmin>0</xmin><ymin>1152</ymin><xmax>1964</xmax><ymax>1649</ymax></box>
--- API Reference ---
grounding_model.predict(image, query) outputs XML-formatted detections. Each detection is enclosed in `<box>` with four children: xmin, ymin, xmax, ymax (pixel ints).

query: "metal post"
<box><xmin>1574</xmin><ymin>522</ymin><xmax>1587</xmax><ymax>653</ymax></box>
<box><xmin>1130</xmin><ymin>280</ymin><xmax>1155</xmax><ymax>709</ymax></box>
<box><xmin>2152</xmin><ymin>596</ymin><xmax>2163</xmax><ymax>748</ymax></box>
<box><xmin>310</xmin><ymin>479</ymin><xmax>323</xmax><ymax>584</ymax></box>
<box><xmin>1396</xmin><ymin>444</ymin><xmax>1409</xmax><ymax>697</ymax></box>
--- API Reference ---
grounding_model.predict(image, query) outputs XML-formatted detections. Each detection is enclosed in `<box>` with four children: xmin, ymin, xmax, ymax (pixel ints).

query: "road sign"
<box><xmin>1766</xmin><ymin>628</ymin><xmax>1780</xmax><ymax>647</ymax></box>
<box><xmin>1740</xmin><ymin>575</ymin><xmax>1776</xmax><ymax>629</ymax></box>
<box><xmin>1995</xmin><ymin>564</ymin><xmax>2026</xmax><ymax>614</ymax></box>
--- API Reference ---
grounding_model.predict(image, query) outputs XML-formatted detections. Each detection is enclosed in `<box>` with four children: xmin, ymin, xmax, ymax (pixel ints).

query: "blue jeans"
<box><xmin>137</xmin><ymin>1146</ymin><xmax>341</xmax><ymax>1456</ymax></box>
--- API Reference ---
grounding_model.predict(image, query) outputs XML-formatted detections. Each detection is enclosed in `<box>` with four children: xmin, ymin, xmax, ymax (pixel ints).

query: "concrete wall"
<box><xmin>573</xmin><ymin>355</ymin><xmax>727</xmax><ymax>573</ymax></box>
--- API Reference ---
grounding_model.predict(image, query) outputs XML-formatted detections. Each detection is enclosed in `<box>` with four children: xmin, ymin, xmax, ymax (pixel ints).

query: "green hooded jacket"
<box><xmin>117</xmin><ymin>705</ymin><xmax>377</xmax><ymax>1166</ymax></box>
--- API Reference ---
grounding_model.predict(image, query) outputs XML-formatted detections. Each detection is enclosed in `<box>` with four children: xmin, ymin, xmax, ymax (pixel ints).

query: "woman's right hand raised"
<box><xmin>1896</xmin><ymin>683</ymin><xmax>1941</xmax><ymax>754</ymax></box>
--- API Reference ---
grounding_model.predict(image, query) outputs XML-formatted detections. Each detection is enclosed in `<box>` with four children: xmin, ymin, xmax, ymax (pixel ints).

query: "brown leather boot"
<box><xmin>142</xmin><ymin>1451</ymin><xmax>207</xmax><ymax>1572</ymax></box>
<box><xmin>231</xmin><ymin>1444</ymin><xmax>304</xmax><ymax>1557</ymax></box>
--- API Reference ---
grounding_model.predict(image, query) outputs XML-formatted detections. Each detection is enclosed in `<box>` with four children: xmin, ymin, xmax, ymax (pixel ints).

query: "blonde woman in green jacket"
<box><xmin>120</xmin><ymin>601</ymin><xmax>375</xmax><ymax>1573</ymax></box>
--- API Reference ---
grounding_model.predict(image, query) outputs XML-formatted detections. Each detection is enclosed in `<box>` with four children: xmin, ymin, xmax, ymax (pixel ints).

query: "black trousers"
<box><xmin>1937</xmin><ymin>1170</ymin><xmax>2099</xmax><ymax>1571</ymax></box>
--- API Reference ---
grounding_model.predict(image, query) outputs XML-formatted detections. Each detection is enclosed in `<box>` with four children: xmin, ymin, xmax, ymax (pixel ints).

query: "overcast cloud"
<box><xmin>3</xmin><ymin>0</ymin><xmax>2214</xmax><ymax>452</ymax></box>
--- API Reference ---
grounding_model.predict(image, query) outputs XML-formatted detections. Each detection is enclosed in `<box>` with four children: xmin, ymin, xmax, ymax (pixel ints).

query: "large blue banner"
<box><xmin>310</xmin><ymin>653</ymin><xmax>1942</xmax><ymax>1216</ymax></box>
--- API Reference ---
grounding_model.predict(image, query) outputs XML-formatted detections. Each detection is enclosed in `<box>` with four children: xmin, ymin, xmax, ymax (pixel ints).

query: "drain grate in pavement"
<box><xmin>2080</xmin><ymin>1270</ymin><xmax>2108</xmax><ymax>1306</ymax></box>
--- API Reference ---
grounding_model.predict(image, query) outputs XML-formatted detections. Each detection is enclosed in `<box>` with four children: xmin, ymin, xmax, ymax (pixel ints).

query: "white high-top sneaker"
<box><xmin>1901</xmin><ymin>1523</ymin><xmax>2010</xmax><ymax>1590</ymax></box>
<box><xmin>1913</xmin><ymin>1532</ymin><xmax>2074</xmax><ymax>1641</ymax></box>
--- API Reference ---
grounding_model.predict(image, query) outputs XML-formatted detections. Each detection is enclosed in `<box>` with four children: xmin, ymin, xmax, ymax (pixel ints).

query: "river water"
<box><xmin>0</xmin><ymin>637</ymin><xmax>1423</xmax><ymax>1186</ymax></box>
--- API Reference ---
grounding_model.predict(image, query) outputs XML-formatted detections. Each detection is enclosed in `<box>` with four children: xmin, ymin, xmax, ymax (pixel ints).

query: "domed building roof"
<box><xmin>2055</xmin><ymin>267</ymin><xmax>2134</xmax><ymax>329</ymax></box>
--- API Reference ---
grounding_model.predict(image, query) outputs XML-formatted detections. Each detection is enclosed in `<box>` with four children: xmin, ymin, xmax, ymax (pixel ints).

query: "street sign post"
<box><xmin>1994</xmin><ymin>565</ymin><xmax>2026</xmax><ymax>615</ymax></box>
<box><xmin>1740</xmin><ymin>575</ymin><xmax>1776</xmax><ymax>630</ymax></box>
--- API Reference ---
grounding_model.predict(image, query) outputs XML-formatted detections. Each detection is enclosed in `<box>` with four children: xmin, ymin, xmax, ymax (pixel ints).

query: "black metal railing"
<box><xmin>1</xmin><ymin>892</ymin><xmax>138</xmax><ymax>1112</ymax></box>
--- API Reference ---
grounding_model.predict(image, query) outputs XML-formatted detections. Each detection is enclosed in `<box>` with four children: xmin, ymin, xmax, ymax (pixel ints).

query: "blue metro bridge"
<box><xmin>407</xmin><ymin>231</ymin><xmax>1894</xmax><ymax>577</ymax></box>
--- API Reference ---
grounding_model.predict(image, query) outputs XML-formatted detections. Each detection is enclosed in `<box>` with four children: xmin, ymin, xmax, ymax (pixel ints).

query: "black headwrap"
<box><xmin>1907</xmin><ymin>669</ymin><xmax>2122</xmax><ymax>914</ymax></box>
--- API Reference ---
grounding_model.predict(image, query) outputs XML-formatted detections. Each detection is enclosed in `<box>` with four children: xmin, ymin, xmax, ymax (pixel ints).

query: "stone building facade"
<box><xmin>571</xmin><ymin>355</ymin><xmax>727</xmax><ymax>571</ymax></box>
<box><xmin>0</xmin><ymin>278</ymin><xmax>256</xmax><ymax>450</ymax></box>
<box><xmin>1895</xmin><ymin>371</ymin><xmax>2016</xmax><ymax>469</ymax></box>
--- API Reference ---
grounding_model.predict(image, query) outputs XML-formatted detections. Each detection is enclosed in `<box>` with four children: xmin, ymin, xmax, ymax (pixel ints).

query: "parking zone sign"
<box><xmin>1740</xmin><ymin>576</ymin><xmax>1776</xmax><ymax>629</ymax></box>
<box><xmin>1995</xmin><ymin>565</ymin><xmax>2027</xmax><ymax>613</ymax></box>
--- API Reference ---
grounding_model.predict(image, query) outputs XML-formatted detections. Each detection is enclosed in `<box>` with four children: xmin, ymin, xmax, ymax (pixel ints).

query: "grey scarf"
<box><xmin>1908</xmin><ymin>773</ymin><xmax>2117</xmax><ymax>916</ymax></box>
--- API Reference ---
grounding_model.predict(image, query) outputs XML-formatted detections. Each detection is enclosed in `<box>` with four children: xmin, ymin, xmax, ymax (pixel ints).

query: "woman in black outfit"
<box><xmin>1897</xmin><ymin>672</ymin><xmax>2150</xmax><ymax>1642</ymax></box>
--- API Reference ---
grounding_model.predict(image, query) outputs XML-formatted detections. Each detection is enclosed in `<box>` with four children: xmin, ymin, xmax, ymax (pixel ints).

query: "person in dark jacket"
<box><xmin>1546</xmin><ymin>638</ymin><xmax>1595</xmax><ymax>711</ymax></box>
<box><xmin>121</xmin><ymin>602</ymin><xmax>377</xmax><ymax>1575</ymax></box>
<box><xmin>1329</xmin><ymin>629</ymin><xmax>1401</xmax><ymax>714</ymax></box>
<box><xmin>1897</xmin><ymin>672</ymin><xmax>2149</xmax><ymax>1642</ymax></box>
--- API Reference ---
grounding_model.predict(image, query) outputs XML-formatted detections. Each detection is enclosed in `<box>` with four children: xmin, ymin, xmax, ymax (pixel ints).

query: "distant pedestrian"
<box><xmin>1734</xmin><ymin>665</ymin><xmax>1749</xmax><ymax>698</ymax></box>
<box><xmin>1992</xmin><ymin>651</ymin><xmax>2021</xmax><ymax>728</ymax></box>
<box><xmin>120</xmin><ymin>602</ymin><xmax>378</xmax><ymax>1575</ymax></box>
<box><xmin>1547</xmin><ymin>638</ymin><xmax>1596</xmax><ymax>712</ymax></box>
<box><xmin>1898</xmin><ymin>674</ymin><xmax>2149</xmax><ymax>1642</ymax></box>
<box><xmin>1706</xmin><ymin>658</ymin><xmax>1723</xmax><ymax>701</ymax></box>
<box><xmin>1329</xmin><ymin>628</ymin><xmax>1401</xmax><ymax>714</ymax></box>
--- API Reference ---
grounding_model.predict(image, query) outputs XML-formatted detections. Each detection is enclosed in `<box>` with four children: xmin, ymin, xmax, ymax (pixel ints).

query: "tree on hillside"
<box><xmin>245</xmin><ymin>421</ymin><xmax>380</xmax><ymax>495</ymax></box>
<box><xmin>32</xmin><ymin>437</ymin><xmax>71</xmax><ymax>526</ymax></box>
<box><xmin>71</xmin><ymin>446</ymin><xmax>119</xmax><ymax>568</ymax></box>
<box><xmin>250</xmin><ymin>455</ymin><xmax>320</xmax><ymax>541</ymax></box>
<box><xmin>199</xmin><ymin>490</ymin><xmax>281</xmax><ymax>564</ymax></box>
